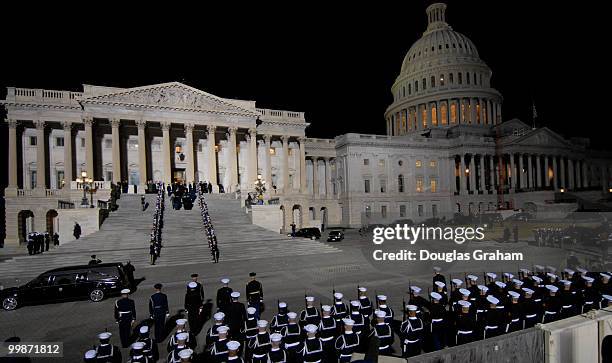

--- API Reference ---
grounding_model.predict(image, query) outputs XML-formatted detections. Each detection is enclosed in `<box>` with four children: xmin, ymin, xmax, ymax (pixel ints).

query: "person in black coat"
<box><xmin>149</xmin><ymin>283</ymin><xmax>169</xmax><ymax>342</ymax></box>
<box><xmin>216</xmin><ymin>278</ymin><xmax>233</xmax><ymax>313</ymax></box>
<box><xmin>114</xmin><ymin>289</ymin><xmax>136</xmax><ymax>348</ymax></box>
<box><xmin>53</xmin><ymin>232</ymin><xmax>59</xmax><ymax>246</ymax></box>
<box><xmin>73</xmin><ymin>222</ymin><xmax>82</xmax><ymax>239</ymax></box>
<box><xmin>226</xmin><ymin>292</ymin><xmax>247</xmax><ymax>339</ymax></box>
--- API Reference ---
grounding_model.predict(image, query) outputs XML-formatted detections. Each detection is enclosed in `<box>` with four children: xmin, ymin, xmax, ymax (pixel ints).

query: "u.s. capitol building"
<box><xmin>2</xmin><ymin>3</ymin><xmax>611</xmax><ymax>245</ymax></box>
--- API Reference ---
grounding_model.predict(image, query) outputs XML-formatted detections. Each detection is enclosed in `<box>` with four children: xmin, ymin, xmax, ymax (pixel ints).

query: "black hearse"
<box><xmin>1</xmin><ymin>263</ymin><xmax>129</xmax><ymax>310</ymax></box>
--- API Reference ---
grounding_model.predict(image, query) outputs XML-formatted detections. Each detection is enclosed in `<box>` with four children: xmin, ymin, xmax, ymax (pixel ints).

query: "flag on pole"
<box><xmin>532</xmin><ymin>101</ymin><xmax>537</xmax><ymax>129</ymax></box>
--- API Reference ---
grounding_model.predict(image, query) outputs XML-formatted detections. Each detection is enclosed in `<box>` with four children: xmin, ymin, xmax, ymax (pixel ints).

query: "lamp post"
<box><xmin>254</xmin><ymin>174</ymin><xmax>266</xmax><ymax>204</ymax></box>
<box><xmin>75</xmin><ymin>171</ymin><xmax>96</xmax><ymax>208</ymax></box>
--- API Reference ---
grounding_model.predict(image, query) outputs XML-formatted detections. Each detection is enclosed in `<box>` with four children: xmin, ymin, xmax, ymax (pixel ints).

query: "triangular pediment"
<box><xmin>80</xmin><ymin>82</ymin><xmax>259</xmax><ymax>116</ymax></box>
<box><xmin>513</xmin><ymin>127</ymin><xmax>570</xmax><ymax>148</ymax></box>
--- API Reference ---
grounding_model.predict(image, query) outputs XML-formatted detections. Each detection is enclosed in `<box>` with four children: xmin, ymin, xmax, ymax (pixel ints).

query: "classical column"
<box><xmin>560</xmin><ymin>156</ymin><xmax>566</xmax><ymax>189</ymax></box>
<box><xmin>480</xmin><ymin>98</ymin><xmax>486</xmax><ymax>124</ymax></box>
<box><xmin>161</xmin><ymin>121</ymin><xmax>172</xmax><ymax>185</ymax></box>
<box><xmin>263</xmin><ymin>135</ymin><xmax>272</xmax><ymax>187</ymax></box>
<box><xmin>568</xmin><ymin>159</ymin><xmax>575</xmax><ymax>190</ymax></box>
<box><xmin>416</xmin><ymin>105</ymin><xmax>423</xmax><ymax>129</ymax></box>
<box><xmin>470</xmin><ymin>98</ymin><xmax>477</xmax><ymax>124</ymax></box>
<box><xmin>536</xmin><ymin>155</ymin><xmax>542</xmax><ymax>189</ymax></box>
<box><xmin>110</xmin><ymin>118</ymin><xmax>122</xmax><ymax>183</ymax></box>
<box><xmin>207</xmin><ymin>126</ymin><xmax>218</xmax><ymax>186</ymax></box>
<box><xmin>459</xmin><ymin>156</ymin><xmax>467</xmax><ymax>193</ymax></box>
<box><xmin>325</xmin><ymin>158</ymin><xmax>333</xmax><ymax>198</ymax></box>
<box><xmin>509</xmin><ymin>153</ymin><xmax>516</xmax><ymax>191</ymax></box>
<box><xmin>184</xmin><ymin>123</ymin><xmax>195</xmax><ymax>184</ymax></box>
<box><xmin>518</xmin><ymin>153</ymin><xmax>525</xmax><ymax>189</ymax></box>
<box><xmin>248</xmin><ymin>128</ymin><xmax>258</xmax><ymax>185</ymax></box>
<box><xmin>527</xmin><ymin>154</ymin><xmax>533</xmax><ymax>189</ymax></box>
<box><xmin>35</xmin><ymin>120</ymin><xmax>46</xmax><ymax>190</ymax></box>
<box><xmin>602</xmin><ymin>165</ymin><xmax>608</xmax><ymax>192</ymax></box>
<box><xmin>468</xmin><ymin>155</ymin><xmax>475</xmax><ymax>193</ymax></box>
<box><xmin>427</xmin><ymin>103</ymin><xmax>433</xmax><ymax>128</ymax></box>
<box><xmin>62</xmin><ymin>121</ymin><xmax>73</xmax><ymax>189</ymax></box>
<box><xmin>227</xmin><ymin>127</ymin><xmax>238</xmax><ymax>191</ymax></box>
<box><xmin>544</xmin><ymin>156</ymin><xmax>550</xmax><ymax>187</ymax></box>
<box><xmin>575</xmin><ymin>161</ymin><xmax>582</xmax><ymax>189</ymax></box>
<box><xmin>552</xmin><ymin>156</ymin><xmax>558</xmax><ymax>190</ymax></box>
<box><xmin>478</xmin><ymin>155</ymin><xmax>485</xmax><ymax>192</ymax></box>
<box><xmin>299</xmin><ymin>137</ymin><xmax>307</xmax><ymax>193</ymax></box>
<box><xmin>7</xmin><ymin>119</ymin><xmax>19</xmax><ymax>190</ymax></box>
<box><xmin>312</xmin><ymin>158</ymin><xmax>319</xmax><ymax>197</ymax></box>
<box><xmin>281</xmin><ymin>135</ymin><xmax>290</xmax><ymax>192</ymax></box>
<box><xmin>582</xmin><ymin>161</ymin><xmax>589</xmax><ymax>188</ymax></box>
<box><xmin>83</xmin><ymin>116</ymin><xmax>95</xmax><ymax>179</ymax></box>
<box><xmin>136</xmin><ymin>119</ymin><xmax>148</xmax><ymax>192</ymax></box>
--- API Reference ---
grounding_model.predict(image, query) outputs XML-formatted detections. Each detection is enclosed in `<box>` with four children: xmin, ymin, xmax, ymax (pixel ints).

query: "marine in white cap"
<box><xmin>216</xmin><ymin>278</ymin><xmax>233</xmax><ymax>314</ymax></box>
<box><xmin>335</xmin><ymin>318</ymin><xmax>359</xmax><ymax>362</ymax></box>
<box><xmin>114</xmin><ymin>288</ymin><xmax>136</xmax><ymax>348</ymax></box>
<box><xmin>400</xmin><ymin>304</ymin><xmax>424</xmax><ymax>358</ymax></box>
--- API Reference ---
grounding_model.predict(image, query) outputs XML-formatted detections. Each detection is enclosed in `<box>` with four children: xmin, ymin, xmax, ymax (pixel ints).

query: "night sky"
<box><xmin>0</xmin><ymin>1</ymin><xmax>606</xmax><ymax>188</ymax></box>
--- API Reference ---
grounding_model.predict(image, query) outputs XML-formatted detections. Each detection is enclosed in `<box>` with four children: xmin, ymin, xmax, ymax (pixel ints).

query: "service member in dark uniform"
<box><xmin>542</xmin><ymin>285</ymin><xmax>561</xmax><ymax>323</ymax></box>
<box><xmin>335</xmin><ymin>318</ymin><xmax>359</xmax><ymax>362</ymax></box>
<box><xmin>332</xmin><ymin>292</ymin><xmax>349</xmax><ymax>328</ymax></box>
<box><xmin>185</xmin><ymin>281</ymin><xmax>205</xmax><ymax>335</ymax></box>
<box><xmin>227</xmin><ymin>341</ymin><xmax>243</xmax><ymax>363</ymax></box>
<box><xmin>454</xmin><ymin>301</ymin><xmax>475</xmax><ymax>346</ymax></box>
<box><xmin>376</xmin><ymin>295</ymin><xmax>394</xmax><ymax>325</ymax></box>
<box><xmin>246</xmin><ymin>272</ymin><xmax>264</xmax><ymax>319</ymax></box>
<box><xmin>483</xmin><ymin>296</ymin><xmax>502</xmax><ymax>339</ymax></box>
<box><xmin>94</xmin><ymin>332</ymin><xmax>122</xmax><ymax>363</ymax></box>
<box><xmin>267</xmin><ymin>333</ymin><xmax>287</xmax><ymax>363</ymax></box>
<box><xmin>358</xmin><ymin>286</ymin><xmax>373</xmax><ymax>320</ymax></box>
<box><xmin>216</xmin><ymin>278</ymin><xmax>233</xmax><ymax>313</ymax></box>
<box><xmin>167</xmin><ymin>319</ymin><xmax>196</xmax><ymax>353</ymax></box>
<box><xmin>249</xmin><ymin>320</ymin><xmax>272</xmax><ymax>363</ymax></box>
<box><xmin>281</xmin><ymin>311</ymin><xmax>303</xmax><ymax>361</ymax></box>
<box><xmin>270</xmin><ymin>302</ymin><xmax>290</xmax><ymax>333</ymax></box>
<box><xmin>149</xmin><ymin>283</ymin><xmax>169</xmax><ymax>342</ymax></box>
<box><xmin>166</xmin><ymin>333</ymin><xmax>190</xmax><ymax>363</ymax></box>
<box><xmin>318</xmin><ymin>305</ymin><xmax>337</xmax><ymax>361</ymax></box>
<box><xmin>505</xmin><ymin>291</ymin><xmax>523</xmax><ymax>333</ymax></box>
<box><xmin>209</xmin><ymin>325</ymin><xmax>230</xmax><ymax>362</ymax></box>
<box><xmin>521</xmin><ymin>287</ymin><xmax>539</xmax><ymax>329</ymax></box>
<box><xmin>301</xmin><ymin>324</ymin><xmax>324</xmax><ymax>363</ymax></box>
<box><xmin>348</xmin><ymin>300</ymin><xmax>366</xmax><ymax>347</ymax></box>
<box><xmin>370</xmin><ymin>310</ymin><xmax>394</xmax><ymax>355</ymax></box>
<box><xmin>242</xmin><ymin>307</ymin><xmax>258</xmax><ymax>361</ymax></box>
<box><xmin>114</xmin><ymin>289</ymin><xmax>136</xmax><ymax>348</ymax></box>
<box><xmin>205</xmin><ymin>312</ymin><xmax>226</xmax><ymax>349</ymax></box>
<box><xmin>400</xmin><ymin>304</ymin><xmax>424</xmax><ymax>357</ymax></box>
<box><xmin>226</xmin><ymin>291</ymin><xmax>247</xmax><ymax>339</ymax></box>
<box><xmin>300</xmin><ymin>296</ymin><xmax>321</xmax><ymax>326</ymax></box>
<box><xmin>135</xmin><ymin>326</ymin><xmax>158</xmax><ymax>363</ymax></box>
<box><xmin>127</xmin><ymin>341</ymin><xmax>148</xmax><ymax>363</ymax></box>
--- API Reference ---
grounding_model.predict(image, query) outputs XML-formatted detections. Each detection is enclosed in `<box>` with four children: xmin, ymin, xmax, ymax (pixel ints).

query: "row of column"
<box><xmin>389</xmin><ymin>97</ymin><xmax>501</xmax><ymax>136</ymax></box>
<box><xmin>306</xmin><ymin>156</ymin><xmax>335</xmax><ymax>198</ymax></box>
<box><xmin>6</xmin><ymin>117</ymin><xmax>310</xmax><ymax>195</ymax></box>
<box><xmin>452</xmin><ymin>153</ymin><xmax>602</xmax><ymax>194</ymax></box>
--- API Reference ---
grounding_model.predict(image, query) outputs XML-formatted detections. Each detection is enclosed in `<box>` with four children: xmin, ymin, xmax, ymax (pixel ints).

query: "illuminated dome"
<box><xmin>385</xmin><ymin>3</ymin><xmax>503</xmax><ymax>136</ymax></box>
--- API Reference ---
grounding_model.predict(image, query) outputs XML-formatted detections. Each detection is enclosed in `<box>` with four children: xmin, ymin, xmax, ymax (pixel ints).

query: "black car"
<box><xmin>327</xmin><ymin>230</ymin><xmax>344</xmax><ymax>242</ymax></box>
<box><xmin>288</xmin><ymin>227</ymin><xmax>322</xmax><ymax>240</ymax></box>
<box><xmin>1</xmin><ymin>263</ymin><xmax>129</xmax><ymax>311</ymax></box>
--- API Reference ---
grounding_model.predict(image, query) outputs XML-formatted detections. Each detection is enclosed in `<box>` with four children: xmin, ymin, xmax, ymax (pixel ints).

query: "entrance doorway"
<box><xmin>173</xmin><ymin>169</ymin><xmax>186</xmax><ymax>183</ymax></box>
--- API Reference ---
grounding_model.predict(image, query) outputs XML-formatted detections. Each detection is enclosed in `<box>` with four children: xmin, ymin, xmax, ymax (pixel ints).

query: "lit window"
<box><xmin>431</xmin><ymin>105</ymin><xmax>438</xmax><ymax>126</ymax></box>
<box><xmin>441</xmin><ymin>103</ymin><xmax>448</xmax><ymax>125</ymax></box>
<box><xmin>430</xmin><ymin>160</ymin><xmax>437</xmax><ymax>168</ymax></box>
<box><xmin>269</xmin><ymin>148</ymin><xmax>276</xmax><ymax>155</ymax></box>
<box><xmin>416</xmin><ymin>177</ymin><xmax>424</xmax><ymax>192</ymax></box>
<box><xmin>450</xmin><ymin>103</ymin><xmax>457</xmax><ymax>124</ymax></box>
<box><xmin>440</xmin><ymin>75</ymin><xmax>445</xmax><ymax>86</ymax></box>
<box><xmin>476</xmin><ymin>103</ymin><xmax>481</xmax><ymax>124</ymax></box>
<box><xmin>415</xmin><ymin>160</ymin><xmax>422</xmax><ymax>168</ymax></box>
<box><xmin>430</xmin><ymin>178</ymin><xmax>437</xmax><ymax>193</ymax></box>
<box><xmin>379</xmin><ymin>159</ymin><xmax>385</xmax><ymax>167</ymax></box>
<box><xmin>363</xmin><ymin>159</ymin><xmax>370</xmax><ymax>166</ymax></box>
<box><xmin>421</xmin><ymin>107</ymin><xmax>427</xmax><ymax>128</ymax></box>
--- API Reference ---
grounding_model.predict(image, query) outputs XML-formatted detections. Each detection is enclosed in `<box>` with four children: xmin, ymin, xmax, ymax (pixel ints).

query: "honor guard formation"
<box><xmin>197</xmin><ymin>188</ymin><xmax>220</xmax><ymax>264</ymax></box>
<box><xmin>81</xmin><ymin>265</ymin><xmax>612</xmax><ymax>362</ymax></box>
<box><xmin>149</xmin><ymin>184</ymin><xmax>165</xmax><ymax>265</ymax></box>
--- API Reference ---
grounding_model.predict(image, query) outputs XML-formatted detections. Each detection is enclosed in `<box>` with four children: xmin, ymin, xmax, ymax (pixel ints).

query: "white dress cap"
<box><xmin>435</xmin><ymin>281</ymin><xmax>445</xmax><ymax>288</ymax></box>
<box><xmin>98</xmin><ymin>332</ymin><xmax>112</xmax><ymax>340</ymax></box>
<box><xmin>486</xmin><ymin>296</ymin><xmax>499</xmax><ymax>305</ymax></box>
<box><xmin>287</xmin><ymin>312</ymin><xmax>297</xmax><ymax>319</ymax></box>
<box><xmin>375</xmin><ymin>310</ymin><xmax>387</xmax><ymax>318</ymax></box>
<box><xmin>176</xmin><ymin>332</ymin><xmax>189</xmax><ymax>341</ymax></box>
<box><xmin>121</xmin><ymin>289</ymin><xmax>131</xmax><ymax>294</ymax></box>
<box><xmin>188</xmin><ymin>282</ymin><xmax>197</xmax><ymax>289</ymax></box>
<box><xmin>131</xmin><ymin>342</ymin><xmax>145</xmax><ymax>350</ymax></box>
<box><xmin>257</xmin><ymin>320</ymin><xmax>269</xmax><ymax>328</ymax></box>
<box><xmin>305</xmin><ymin>296</ymin><xmax>315</xmax><ymax>302</ymax></box>
<box><xmin>178</xmin><ymin>349</ymin><xmax>193</xmax><ymax>359</ymax></box>
<box><xmin>217</xmin><ymin>326</ymin><xmax>229</xmax><ymax>334</ymax></box>
<box><xmin>247</xmin><ymin>307</ymin><xmax>256</xmax><ymax>315</ymax></box>
<box><xmin>305</xmin><ymin>324</ymin><xmax>318</xmax><ymax>333</ymax></box>
<box><xmin>85</xmin><ymin>350</ymin><xmax>97</xmax><ymax>359</ymax></box>
<box><xmin>342</xmin><ymin>318</ymin><xmax>355</xmax><ymax>326</ymax></box>
<box><xmin>459</xmin><ymin>288</ymin><xmax>470</xmax><ymax>296</ymax></box>
<box><xmin>139</xmin><ymin>326</ymin><xmax>149</xmax><ymax>334</ymax></box>
<box><xmin>508</xmin><ymin>291</ymin><xmax>520</xmax><ymax>299</ymax></box>
<box><xmin>278</xmin><ymin>302</ymin><xmax>287</xmax><ymax>308</ymax></box>
<box><xmin>270</xmin><ymin>333</ymin><xmax>283</xmax><ymax>342</ymax></box>
<box><xmin>334</xmin><ymin>292</ymin><xmax>343</xmax><ymax>300</ymax></box>
<box><xmin>231</xmin><ymin>291</ymin><xmax>240</xmax><ymax>298</ymax></box>
<box><xmin>430</xmin><ymin>292</ymin><xmax>442</xmax><ymax>301</ymax></box>
<box><xmin>213</xmin><ymin>312</ymin><xmax>225</xmax><ymax>321</ymax></box>
<box><xmin>227</xmin><ymin>341</ymin><xmax>240</xmax><ymax>350</ymax></box>
<box><xmin>322</xmin><ymin>305</ymin><xmax>332</xmax><ymax>312</ymax></box>
<box><xmin>176</xmin><ymin>318</ymin><xmax>187</xmax><ymax>326</ymax></box>
<box><xmin>221</xmin><ymin>278</ymin><xmax>230</xmax><ymax>284</ymax></box>
<box><xmin>451</xmin><ymin>279</ymin><xmax>463</xmax><ymax>286</ymax></box>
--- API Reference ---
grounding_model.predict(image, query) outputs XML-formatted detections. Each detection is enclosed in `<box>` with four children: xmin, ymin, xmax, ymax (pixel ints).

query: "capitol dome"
<box><xmin>385</xmin><ymin>3</ymin><xmax>503</xmax><ymax>136</ymax></box>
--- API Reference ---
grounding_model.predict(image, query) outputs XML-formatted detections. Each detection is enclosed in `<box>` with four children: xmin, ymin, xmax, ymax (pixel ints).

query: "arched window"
<box><xmin>450</xmin><ymin>102</ymin><xmax>457</xmax><ymax>124</ymax></box>
<box><xmin>415</xmin><ymin>80</ymin><xmax>418</xmax><ymax>92</ymax></box>
<box><xmin>441</xmin><ymin>102</ymin><xmax>448</xmax><ymax>125</ymax></box>
<box><xmin>458</xmin><ymin>73</ymin><xmax>462</xmax><ymax>84</ymax></box>
<box><xmin>440</xmin><ymin>74</ymin><xmax>445</xmax><ymax>86</ymax></box>
<box><xmin>466</xmin><ymin>72</ymin><xmax>470</xmax><ymax>85</ymax></box>
<box><xmin>402</xmin><ymin>86</ymin><xmax>405</xmax><ymax>97</ymax></box>
<box><xmin>483</xmin><ymin>102</ymin><xmax>488</xmax><ymax>124</ymax></box>
<box><xmin>476</xmin><ymin>102</ymin><xmax>481</xmax><ymax>124</ymax></box>
<box><xmin>422</xmin><ymin>78</ymin><xmax>427</xmax><ymax>90</ymax></box>
<box><xmin>431</xmin><ymin>76</ymin><xmax>436</xmax><ymax>88</ymax></box>
<box><xmin>421</xmin><ymin>106</ymin><xmax>428</xmax><ymax>128</ymax></box>
<box><xmin>408</xmin><ymin>83</ymin><xmax>411</xmax><ymax>95</ymax></box>
<box><xmin>449</xmin><ymin>73</ymin><xmax>454</xmax><ymax>84</ymax></box>
<box><xmin>474</xmin><ymin>73</ymin><xmax>477</xmax><ymax>85</ymax></box>
<box><xmin>431</xmin><ymin>105</ymin><xmax>438</xmax><ymax>126</ymax></box>
<box><xmin>398</xmin><ymin>175</ymin><xmax>405</xmax><ymax>193</ymax></box>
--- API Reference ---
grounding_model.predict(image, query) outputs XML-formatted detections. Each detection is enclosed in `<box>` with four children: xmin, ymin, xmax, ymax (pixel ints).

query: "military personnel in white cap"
<box><xmin>505</xmin><ymin>291</ymin><xmax>522</xmax><ymax>333</ymax></box>
<box><xmin>227</xmin><ymin>341</ymin><xmax>243</xmax><ymax>362</ymax></box>
<box><xmin>466</xmin><ymin>275</ymin><xmax>479</xmax><ymax>296</ymax></box>
<box><xmin>94</xmin><ymin>332</ymin><xmax>122</xmax><ymax>363</ymax></box>
<box><xmin>581</xmin><ymin>276</ymin><xmax>598</xmax><ymax>313</ymax></box>
<box><xmin>450</xmin><ymin>278</ymin><xmax>464</xmax><ymax>305</ymax></box>
<box><xmin>318</xmin><ymin>304</ymin><xmax>337</xmax><ymax>361</ymax></box>
<box><xmin>114</xmin><ymin>288</ymin><xmax>136</xmax><ymax>348</ymax></box>
<box><xmin>408</xmin><ymin>286</ymin><xmax>427</xmax><ymax>318</ymax></box>
<box><xmin>348</xmin><ymin>300</ymin><xmax>366</xmax><ymax>342</ymax></box>
<box><xmin>542</xmin><ymin>285</ymin><xmax>561</xmax><ymax>323</ymax></box>
<box><xmin>185</xmin><ymin>281</ymin><xmax>204</xmax><ymax>335</ymax></box>
<box><xmin>376</xmin><ymin>294</ymin><xmax>394</xmax><ymax>325</ymax></box>
<box><xmin>428</xmin><ymin>292</ymin><xmax>446</xmax><ymax>350</ymax></box>
<box><xmin>127</xmin><ymin>341</ymin><xmax>148</xmax><ymax>363</ymax></box>
<box><xmin>167</xmin><ymin>333</ymin><xmax>190</xmax><ymax>363</ymax></box>
<box><xmin>521</xmin><ymin>287</ymin><xmax>539</xmax><ymax>328</ymax></box>
<box><xmin>369</xmin><ymin>310</ymin><xmax>394</xmax><ymax>355</ymax></box>
<box><xmin>209</xmin><ymin>325</ymin><xmax>230</xmax><ymax>362</ymax></box>
<box><xmin>335</xmin><ymin>318</ymin><xmax>359</xmax><ymax>362</ymax></box>
<box><xmin>559</xmin><ymin>279</ymin><xmax>577</xmax><ymax>318</ymax></box>
<box><xmin>454</xmin><ymin>300</ymin><xmax>475</xmax><ymax>346</ymax></box>
<box><xmin>267</xmin><ymin>333</ymin><xmax>287</xmax><ymax>363</ymax></box>
<box><xmin>300</xmin><ymin>296</ymin><xmax>321</xmax><ymax>326</ymax></box>
<box><xmin>358</xmin><ymin>286</ymin><xmax>373</xmax><ymax>319</ymax></box>
<box><xmin>168</xmin><ymin>319</ymin><xmax>196</xmax><ymax>353</ymax></box>
<box><xmin>177</xmin><ymin>348</ymin><xmax>194</xmax><ymax>363</ymax></box>
<box><xmin>433</xmin><ymin>282</ymin><xmax>447</xmax><ymax>305</ymax></box>
<box><xmin>300</xmin><ymin>324</ymin><xmax>323</xmax><ymax>363</ymax></box>
<box><xmin>432</xmin><ymin>266</ymin><xmax>446</xmax><ymax>289</ymax></box>
<box><xmin>205</xmin><ymin>312</ymin><xmax>226</xmax><ymax>348</ymax></box>
<box><xmin>216</xmin><ymin>278</ymin><xmax>233</xmax><ymax>314</ymax></box>
<box><xmin>483</xmin><ymin>296</ymin><xmax>502</xmax><ymax>339</ymax></box>
<box><xmin>136</xmin><ymin>325</ymin><xmax>158</xmax><ymax>362</ymax></box>
<box><xmin>281</xmin><ymin>311</ymin><xmax>303</xmax><ymax>360</ymax></box>
<box><xmin>270</xmin><ymin>301</ymin><xmax>289</xmax><ymax>333</ymax></box>
<box><xmin>332</xmin><ymin>292</ymin><xmax>349</xmax><ymax>324</ymax></box>
<box><xmin>249</xmin><ymin>320</ymin><xmax>271</xmax><ymax>363</ymax></box>
<box><xmin>242</xmin><ymin>307</ymin><xmax>258</xmax><ymax>360</ymax></box>
<box><xmin>400</xmin><ymin>304</ymin><xmax>423</xmax><ymax>357</ymax></box>
<box><xmin>226</xmin><ymin>291</ymin><xmax>247</xmax><ymax>338</ymax></box>
<box><xmin>84</xmin><ymin>349</ymin><xmax>97</xmax><ymax>363</ymax></box>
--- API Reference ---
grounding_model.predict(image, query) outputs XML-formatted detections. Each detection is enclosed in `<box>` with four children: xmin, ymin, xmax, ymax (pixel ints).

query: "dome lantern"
<box><xmin>425</xmin><ymin>3</ymin><xmax>449</xmax><ymax>34</ymax></box>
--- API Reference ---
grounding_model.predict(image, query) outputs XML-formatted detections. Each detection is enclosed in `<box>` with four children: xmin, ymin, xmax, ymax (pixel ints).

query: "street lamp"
<box><xmin>76</xmin><ymin>171</ymin><xmax>96</xmax><ymax>208</ymax></box>
<box><xmin>254</xmin><ymin>174</ymin><xmax>266</xmax><ymax>204</ymax></box>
